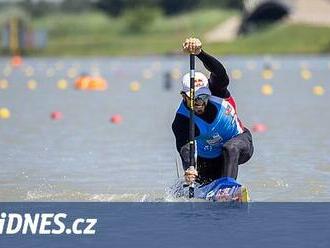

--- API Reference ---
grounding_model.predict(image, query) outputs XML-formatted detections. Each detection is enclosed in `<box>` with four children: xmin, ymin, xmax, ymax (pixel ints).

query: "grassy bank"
<box><xmin>32</xmin><ymin>9</ymin><xmax>235</xmax><ymax>56</ymax></box>
<box><xmin>207</xmin><ymin>24</ymin><xmax>330</xmax><ymax>55</ymax></box>
<box><xmin>31</xmin><ymin>9</ymin><xmax>330</xmax><ymax>56</ymax></box>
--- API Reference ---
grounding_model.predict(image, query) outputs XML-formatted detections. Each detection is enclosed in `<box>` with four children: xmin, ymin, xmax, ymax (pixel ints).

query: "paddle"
<box><xmin>188</xmin><ymin>54</ymin><xmax>196</xmax><ymax>198</ymax></box>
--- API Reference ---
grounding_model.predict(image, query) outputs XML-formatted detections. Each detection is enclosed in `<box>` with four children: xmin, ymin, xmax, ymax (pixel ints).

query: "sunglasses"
<box><xmin>195</xmin><ymin>94</ymin><xmax>209</xmax><ymax>102</ymax></box>
<box><xmin>182</xmin><ymin>93</ymin><xmax>209</xmax><ymax>102</ymax></box>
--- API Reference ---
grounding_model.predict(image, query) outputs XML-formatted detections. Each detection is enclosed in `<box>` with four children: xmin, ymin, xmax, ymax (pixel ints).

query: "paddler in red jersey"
<box><xmin>172</xmin><ymin>37</ymin><xmax>254</xmax><ymax>185</ymax></box>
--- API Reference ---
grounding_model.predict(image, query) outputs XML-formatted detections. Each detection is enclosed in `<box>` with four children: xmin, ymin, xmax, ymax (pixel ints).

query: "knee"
<box><xmin>222</xmin><ymin>142</ymin><xmax>239</xmax><ymax>154</ymax></box>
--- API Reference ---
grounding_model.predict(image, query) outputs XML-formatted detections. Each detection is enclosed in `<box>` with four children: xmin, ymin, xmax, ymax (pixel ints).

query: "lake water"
<box><xmin>0</xmin><ymin>55</ymin><xmax>329</xmax><ymax>201</ymax></box>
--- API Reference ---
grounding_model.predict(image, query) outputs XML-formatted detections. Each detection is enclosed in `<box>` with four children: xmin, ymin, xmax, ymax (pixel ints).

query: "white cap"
<box><xmin>181</xmin><ymin>72</ymin><xmax>211</xmax><ymax>97</ymax></box>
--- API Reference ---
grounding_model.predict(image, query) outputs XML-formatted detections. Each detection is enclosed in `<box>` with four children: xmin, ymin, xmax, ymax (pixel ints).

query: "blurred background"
<box><xmin>0</xmin><ymin>0</ymin><xmax>329</xmax><ymax>201</ymax></box>
<box><xmin>1</xmin><ymin>0</ymin><xmax>330</xmax><ymax>56</ymax></box>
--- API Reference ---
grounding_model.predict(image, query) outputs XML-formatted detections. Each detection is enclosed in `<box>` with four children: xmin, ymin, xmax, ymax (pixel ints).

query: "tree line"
<box><xmin>0</xmin><ymin>0</ymin><xmax>243</xmax><ymax>17</ymax></box>
<box><xmin>96</xmin><ymin>0</ymin><xmax>243</xmax><ymax>16</ymax></box>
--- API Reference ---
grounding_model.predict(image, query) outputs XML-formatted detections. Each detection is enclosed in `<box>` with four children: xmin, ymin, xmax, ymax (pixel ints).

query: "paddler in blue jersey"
<box><xmin>172</xmin><ymin>37</ymin><xmax>254</xmax><ymax>185</ymax></box>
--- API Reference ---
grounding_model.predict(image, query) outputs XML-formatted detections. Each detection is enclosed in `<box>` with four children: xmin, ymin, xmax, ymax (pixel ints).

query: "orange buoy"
<box><xmin>75</xmin><ymin>75</ymin><xmax>91</xmax><ymax>90</ymax></box>
<box><xmin>88</xmin><ymin>76</ymin><xmax>107</xmax><ymax>91</ymax></box>
<box><xmin>110</xmin><ymin>114</ymin><xmax>122</xmax><ymax>124</ymax></box>
<box><xmin>75</xmin><ymin>75</ymin><xmax>107</xmax><ymax>91</ymax></box>
<box><xmin>252</xmin><ymin>123</ymin><xmax>268</xmax><ymax>133</ymax></box>
<box><xmin>11</xmin><ymin>55</ymin><xmax>23</xmax><ymax>67</ymax></box>
<box><xmin>50</xmin><ymin>111</ymin><xmax>63</xmax><ymax>120</ymax></box>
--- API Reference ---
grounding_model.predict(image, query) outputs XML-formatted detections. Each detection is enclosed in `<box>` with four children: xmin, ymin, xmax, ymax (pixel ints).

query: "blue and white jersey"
<box><xmin>176</xmin><ymin>96</ymin><xmax>244</xmax><ymax>158</ymax></box>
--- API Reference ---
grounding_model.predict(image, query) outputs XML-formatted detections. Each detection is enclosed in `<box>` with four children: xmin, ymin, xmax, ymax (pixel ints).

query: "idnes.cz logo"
<box><xmin>0</xmin><ymin>212</ymin><xmax>97</xmax><ymax>235</ymax></box>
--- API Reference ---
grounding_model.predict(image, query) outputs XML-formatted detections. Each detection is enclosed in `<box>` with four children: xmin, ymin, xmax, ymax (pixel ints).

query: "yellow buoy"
<box><xmin>313</xmin><ymin>86</ymin><xmax>325</xmax><ymax>96</ymax></box>
<box><xmin>143</xmin><ymin>69</ymin><xmax>153</xmax><ymax>79</ymax></box>
<box><xmin>57</xmin><ymin>79</ymin><xmax>68</xmax><ymax>90</ymax></box>
<box><xmin>301</xmin><ymin>69</ymin><xmax>312</xmax><ymax>80</ymax></box>
<box><xmin>231</xmin><ymin>69</ymin><xmax>242</xmax><ymax>80</ymax></box>
<box><xmin>130</xmin><ymin>81</ymin><xmax>141</xmax><ymax>92</ymax></box>
<box><xmin>0</xmin><ymin>107</ymin><xmax>10</xmax><ymax>119</ymax></box>
<box><xmin>262</xmin><ymin>69</ymin><xmax>273</xmax><ymax>80</ymax></box>
<box><xmin>27</xmin><ymin>80</ymin><xmax>37</xmax><ymax>90</ymax></box>
<box><xmin>261</xmin><ymin>84</ymin><xmax>273</xmax><ymax>95</ymax></box>
<box><xmin>0</xmin><ymin>79</ymin><xmax>9</xmax><ymax>89</ymax></box>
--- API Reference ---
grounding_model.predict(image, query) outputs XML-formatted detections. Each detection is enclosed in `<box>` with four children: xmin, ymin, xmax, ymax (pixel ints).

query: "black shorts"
<box><xmin>196</xmin><ymin>128</ymin><xmax>254</xmax><ymax>184</ymax></box>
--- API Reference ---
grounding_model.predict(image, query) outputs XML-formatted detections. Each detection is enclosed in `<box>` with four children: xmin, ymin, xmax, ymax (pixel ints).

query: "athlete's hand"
<box><xmin>182</xmin><ymin>37</ymin><xmax>202</xmax><ymax>55</ymax></box>
<box><xmin>184</xmin><ymin>166</ymin><xmax>198</xmax><ymax>184</ymax></box>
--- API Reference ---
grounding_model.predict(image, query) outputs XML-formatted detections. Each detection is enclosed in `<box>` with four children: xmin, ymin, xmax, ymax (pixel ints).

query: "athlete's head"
<box><xmin>181</xmin><ymin>72</ymin><xmax>211</xmax><ymax>115</ymax></box>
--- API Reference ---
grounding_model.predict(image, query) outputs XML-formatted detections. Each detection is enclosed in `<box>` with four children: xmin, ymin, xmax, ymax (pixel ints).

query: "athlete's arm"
<box><xmin>172</xmin><ymin>114</ymin><xmax>189</xmax><ymax>152</ymax></box>
<box><xmin>197</xmin><ymin>50</ymin><xmax>230</xmax><ymax>98</ymax></box>
<box><xmin>172</xmin><ymin>114</ymin><xmax>199</xmax><ymax>170</ymax></box>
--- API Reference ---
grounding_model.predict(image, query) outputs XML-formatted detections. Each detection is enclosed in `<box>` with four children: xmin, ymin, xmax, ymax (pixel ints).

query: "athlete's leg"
<box><xmin>221</xmin><ymin>128</ymin><xmax>254</xmax><ymax>179</ymax></box>
<box><xmin>197</xmin><ymin>157</ymin><xmax>223</xmax><ymax>184</ymax></box>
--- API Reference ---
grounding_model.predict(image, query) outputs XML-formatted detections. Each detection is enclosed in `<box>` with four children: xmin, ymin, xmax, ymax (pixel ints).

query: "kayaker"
<box><xmin>172</xmin><ymin>37</ymin><xmax>254</xmax><ymax>185</ymax></box>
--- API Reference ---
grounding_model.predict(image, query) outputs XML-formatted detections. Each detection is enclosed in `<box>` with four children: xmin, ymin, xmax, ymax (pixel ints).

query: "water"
<box><xmin>0</xmin><ymin>55</ymin><xmax>329</xmax><ymax>201</ymax></box>
<box><xmin>1</xmin><ymin>202</ymin><xmax>329</xmax><ymax>248</ymax></box>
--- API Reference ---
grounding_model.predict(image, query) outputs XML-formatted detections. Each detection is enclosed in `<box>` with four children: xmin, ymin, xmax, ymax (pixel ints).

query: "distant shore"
<box><xmin>26</xmin><ymin>9</ymin><xmax>330</xmax><ymax>56</ymax></box>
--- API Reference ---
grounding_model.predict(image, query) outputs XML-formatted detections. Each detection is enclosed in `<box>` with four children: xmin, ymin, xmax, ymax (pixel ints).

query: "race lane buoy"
<box><xmin>0</xmin><ymin>79</ymin><xmax>9</xmax><ymax>89</ymax></box>
<box><xmin>110</xmin><ymin>114</ymin><xmax>122</xmax><ymax>124</ymax></box>
<box><xmin>313</xmin><ymin>86</ymin><xmax>325</xmax><ymax>96</ymax></box>
<box><xmin>50</xmin><ymin>111</ymin><xmax>63</xmax><ymax>120</ymax></box>
<box><xmin>0</xmin><ymin>107</ymin><xmax>10</xmax><ymax>119</ymax></box>
<box><xmin>11</xmin><ymin>56</ymin><xmax>23</xmax><ymax>67</ymax></box>
<box><xmin>130</xmin><ymin>81</ymin><xmax>140</xmax><ymax>92</ymax></box>
<box><xmin>261</xmin><ymin>84</ymin><xmax>273</xmax><ymax>95</ymax></box>
<box><xmin>262</xmin><ymin>69</ymin><xmax>274</xmax><ymax>80</ymax></box>
<box><xmin>27</xmin><ymin>80</ymin><xmax>37</xmax><ymax>90</ymax></box>
<box><xmin>57</xmin><ymin>79</ymin><xmax>68</xmax><ymax>90</ymax></box>
<box><xmin>252</xmin><ymin>123</ymin><xmax>267</xmax><ymax>133</ymax></box>
<box><xmin>301</xmin><ymin>69</ymin><xmax>312</xmax><ymax>80</ymax></box>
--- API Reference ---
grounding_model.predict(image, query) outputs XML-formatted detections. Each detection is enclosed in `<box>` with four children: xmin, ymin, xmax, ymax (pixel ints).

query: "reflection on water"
<box><xmin>0</xmin><ymin>55</ymin><xmax>329</xmax><ymax>201</ymax></box>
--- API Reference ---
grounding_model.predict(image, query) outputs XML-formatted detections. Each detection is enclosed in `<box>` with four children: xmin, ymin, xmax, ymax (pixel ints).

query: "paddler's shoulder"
<box><xmin>172</xmin><ymin>112</ymin><xmax>190</xmax><ymax>129</ymax></box>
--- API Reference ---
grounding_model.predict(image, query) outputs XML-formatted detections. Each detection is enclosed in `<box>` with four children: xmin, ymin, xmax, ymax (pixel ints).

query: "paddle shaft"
<box><xmin>188</xmin><ymin>54</ymin><xmax>196</xmax><ymax>198</ymax></box>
